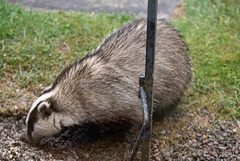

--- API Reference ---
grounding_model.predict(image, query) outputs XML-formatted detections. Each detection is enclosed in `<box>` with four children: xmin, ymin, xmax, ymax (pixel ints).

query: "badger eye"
<box><xmin>29</xmin><ymin>126</ymin><xmax>33</xmax><ymax>134</ymax></box>
<box><xmin>43</xmin><ymin>111</ymin><xmax>51</xmax><ymax>117</ymax></box>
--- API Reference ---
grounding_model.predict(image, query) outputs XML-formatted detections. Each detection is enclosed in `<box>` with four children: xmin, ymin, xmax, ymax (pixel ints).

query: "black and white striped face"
<box><xmin>23</xmin><ymin>86</ymin><xmax>62</xmax><ymax>143</ymax></box>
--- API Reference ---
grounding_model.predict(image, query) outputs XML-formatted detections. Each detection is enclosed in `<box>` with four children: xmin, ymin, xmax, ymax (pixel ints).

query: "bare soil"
<box><xmin>1</xmin><ymin>87</ymin><xmax>240</xmax><ymax>161</ymax></box>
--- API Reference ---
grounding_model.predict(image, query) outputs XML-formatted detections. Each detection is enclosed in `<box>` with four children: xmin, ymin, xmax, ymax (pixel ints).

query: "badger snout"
<box><xmin>20</xmin><ymin>132</ymin><xmax>31</xmax><ymax>143</ymax></box>
<box><xmin>20</xmin><ymin>129</ymin><xmax>41</xmax><ymax>145</ymax></box>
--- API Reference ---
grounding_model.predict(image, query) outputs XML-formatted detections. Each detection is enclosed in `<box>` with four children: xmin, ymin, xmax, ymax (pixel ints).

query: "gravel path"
<box><xmin>7</xmin><ymin>0</ymin><xmax>181</xmax><ymax>18</ymax></box>
<box><xmin>1</xmin><ymin>106</ymin><xmax>239</xmax><ymax>160</ymax></box>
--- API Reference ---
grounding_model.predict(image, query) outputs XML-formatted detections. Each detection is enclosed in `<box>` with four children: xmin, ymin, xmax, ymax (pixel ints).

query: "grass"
<box><xmin>0</xmin><ymin>0</ymin><xmax>239</xmax><ymax>119</ymax></box>
<box><xmin>173</xmin><ymin>0</ymin><xmax>240</xmax><ymax>119</ymax></box>
<box><xmin>0</xmin><ymin>1</ymin><xmax>134</xmax><ymax>89</ymax></box>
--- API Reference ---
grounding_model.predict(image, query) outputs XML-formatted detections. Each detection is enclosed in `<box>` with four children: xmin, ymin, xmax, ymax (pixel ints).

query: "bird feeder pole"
<box><xmin>129</xmin><ymin>0</ymin><xmax>158</xmax><ymax>160</ymax></box>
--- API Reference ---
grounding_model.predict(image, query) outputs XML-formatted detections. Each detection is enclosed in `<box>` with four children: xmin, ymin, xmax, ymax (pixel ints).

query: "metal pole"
<box><xmin>141</xmin><ymin>0</ymin><xmax>158</xmax><ymax>160</ymax></box>
<box><xmin>128</xmin><ymin>0</ymin><xmax>158</xmax><ymax>160</ymax></box>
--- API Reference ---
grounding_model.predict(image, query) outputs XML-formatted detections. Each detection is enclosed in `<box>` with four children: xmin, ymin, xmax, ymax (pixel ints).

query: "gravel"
<box><xmin>154</xmin><ymin>120</ymin><xmax>240</xmax><ymax>160</ymax></box>
<box><xmin>0</xmin><ymin>108</ymin><xmax>240</xmax><ymax>160</ymax></box>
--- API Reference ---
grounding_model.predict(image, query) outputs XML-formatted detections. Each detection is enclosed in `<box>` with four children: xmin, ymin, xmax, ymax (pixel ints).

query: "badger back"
<box><xmin>53</xmin><ymin>18</ymin><xmax>191</xmax><ymax>105</ymax></box>
<box><xmin>89</xmin><ymin>18</ymin><xmax>192</xmax><ymax>109</ymax></box>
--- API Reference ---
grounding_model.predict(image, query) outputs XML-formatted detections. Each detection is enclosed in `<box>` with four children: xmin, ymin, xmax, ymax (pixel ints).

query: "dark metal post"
<box><xmin>141</xmin><ymin>0</ymin><xmax>158</xmax><ymax>160</ymax></box>
<box><xmin>128</xmin><ymin>0</ymin><xmax>157</xmax><ymax>160</ymax></box>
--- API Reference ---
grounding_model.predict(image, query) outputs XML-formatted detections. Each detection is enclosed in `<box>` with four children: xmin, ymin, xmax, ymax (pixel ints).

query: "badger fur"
<box><xmin>23</xmin><ymin>18</ymin><xmax>192</xmax><ymax>143</ymax></box>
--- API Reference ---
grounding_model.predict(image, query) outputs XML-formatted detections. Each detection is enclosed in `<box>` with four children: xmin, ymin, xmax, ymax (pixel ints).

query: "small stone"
<box><xmin>233</xmin><ymin>129</ymin><xmax>237</xmax><ymax>133</ymax></box>
<box><xmin>84</xmin><ymin>153</ymin><xmax>90</xmax><ymax>158</ymax></box>
<box><xmin>218</xmin><ymin>146</ymin><xmax>227</xmax><ymax>150</ymax></box>
<box><xmin>236</xmin><ymin>120</ymin><xmax>240</xmax><ymax>129</ymax></box>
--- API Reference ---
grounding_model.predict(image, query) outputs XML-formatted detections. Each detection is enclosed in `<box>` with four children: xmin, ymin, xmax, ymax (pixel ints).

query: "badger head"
<box><xmin>22</xmin><ymin>85</ymin><xmax>66</xmax><ymax>143</ymax></box>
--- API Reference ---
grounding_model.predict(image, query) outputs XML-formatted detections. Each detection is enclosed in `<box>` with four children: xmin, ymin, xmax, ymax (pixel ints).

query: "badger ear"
<box><xmin>39</xmin><ymin>85</ymin><xmax>53</xmax><ymax>96</ymax></box>
<box><xmin>38</xmin><ymin>102</ymin><xmax>51</xmax><ymax>117</ymax></box>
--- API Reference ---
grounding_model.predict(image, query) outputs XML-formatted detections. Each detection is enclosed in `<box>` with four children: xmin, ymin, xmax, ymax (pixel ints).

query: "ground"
<box><xmin>0</xmin><ymin>78</ymin><xmax>240</xmax><ymax>160</ymax></box>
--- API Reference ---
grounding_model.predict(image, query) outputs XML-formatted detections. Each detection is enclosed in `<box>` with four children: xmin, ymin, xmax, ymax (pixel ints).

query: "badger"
<box><xmin>22</xmin><ymin>18</ymin><xmax>192</xmax><ymax>143</ymax></box>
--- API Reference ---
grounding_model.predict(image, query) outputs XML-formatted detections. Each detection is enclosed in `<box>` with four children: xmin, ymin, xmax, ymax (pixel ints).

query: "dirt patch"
<box><xmin>0</xmin><ymin>76</ymin><xmax>35</xmax><ymax>115</ymax></box>
<box><xmin>0</xmin><ymin>103</ymin><xmax>239</xmax><ymax>160</ymax></box>
<box><xmin>172</xmin><ymin>4</ymin><xmax>185</xmax><ymax>19</ymax></box>
<box><xmin>153</xmin><ymin>107</ymin><xmax>240</xmax><ymax>160</ymax></box>
<box><xmin>1</xmin><ymin>78</ymin><xmax>239</xmax><ymax>160</ymax></box>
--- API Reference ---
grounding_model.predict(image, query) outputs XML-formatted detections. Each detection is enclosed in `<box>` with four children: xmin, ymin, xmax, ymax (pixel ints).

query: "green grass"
<box><xmin>0</xmin><ymin>0</ymin><xmax>239</xmax><ymax>119</ymax></box>
<box><xmin>173</xmin><ymin>0</ymin><xmax>240</xmax><ymax>118</ymax></box>
<box><xmin>0</xmin><ymin>1</ymin><xmax>134</xmax><ymax>88</ymax></box>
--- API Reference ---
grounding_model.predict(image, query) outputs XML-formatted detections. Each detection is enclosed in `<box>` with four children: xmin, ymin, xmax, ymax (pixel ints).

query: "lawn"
<box><xmin>0</xmin><ymin>0</ymin><xmax>239</xmax><ymax>120</ymax></box>
<box><xmin>0</xmin><ymin>1</ymin><xmax>134</xmax><ymax>88</ymax></box>
<box><xmin>173</xmin><ymin>0</ymin><xmax>240</xmax><ymax>119</ymax></box>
